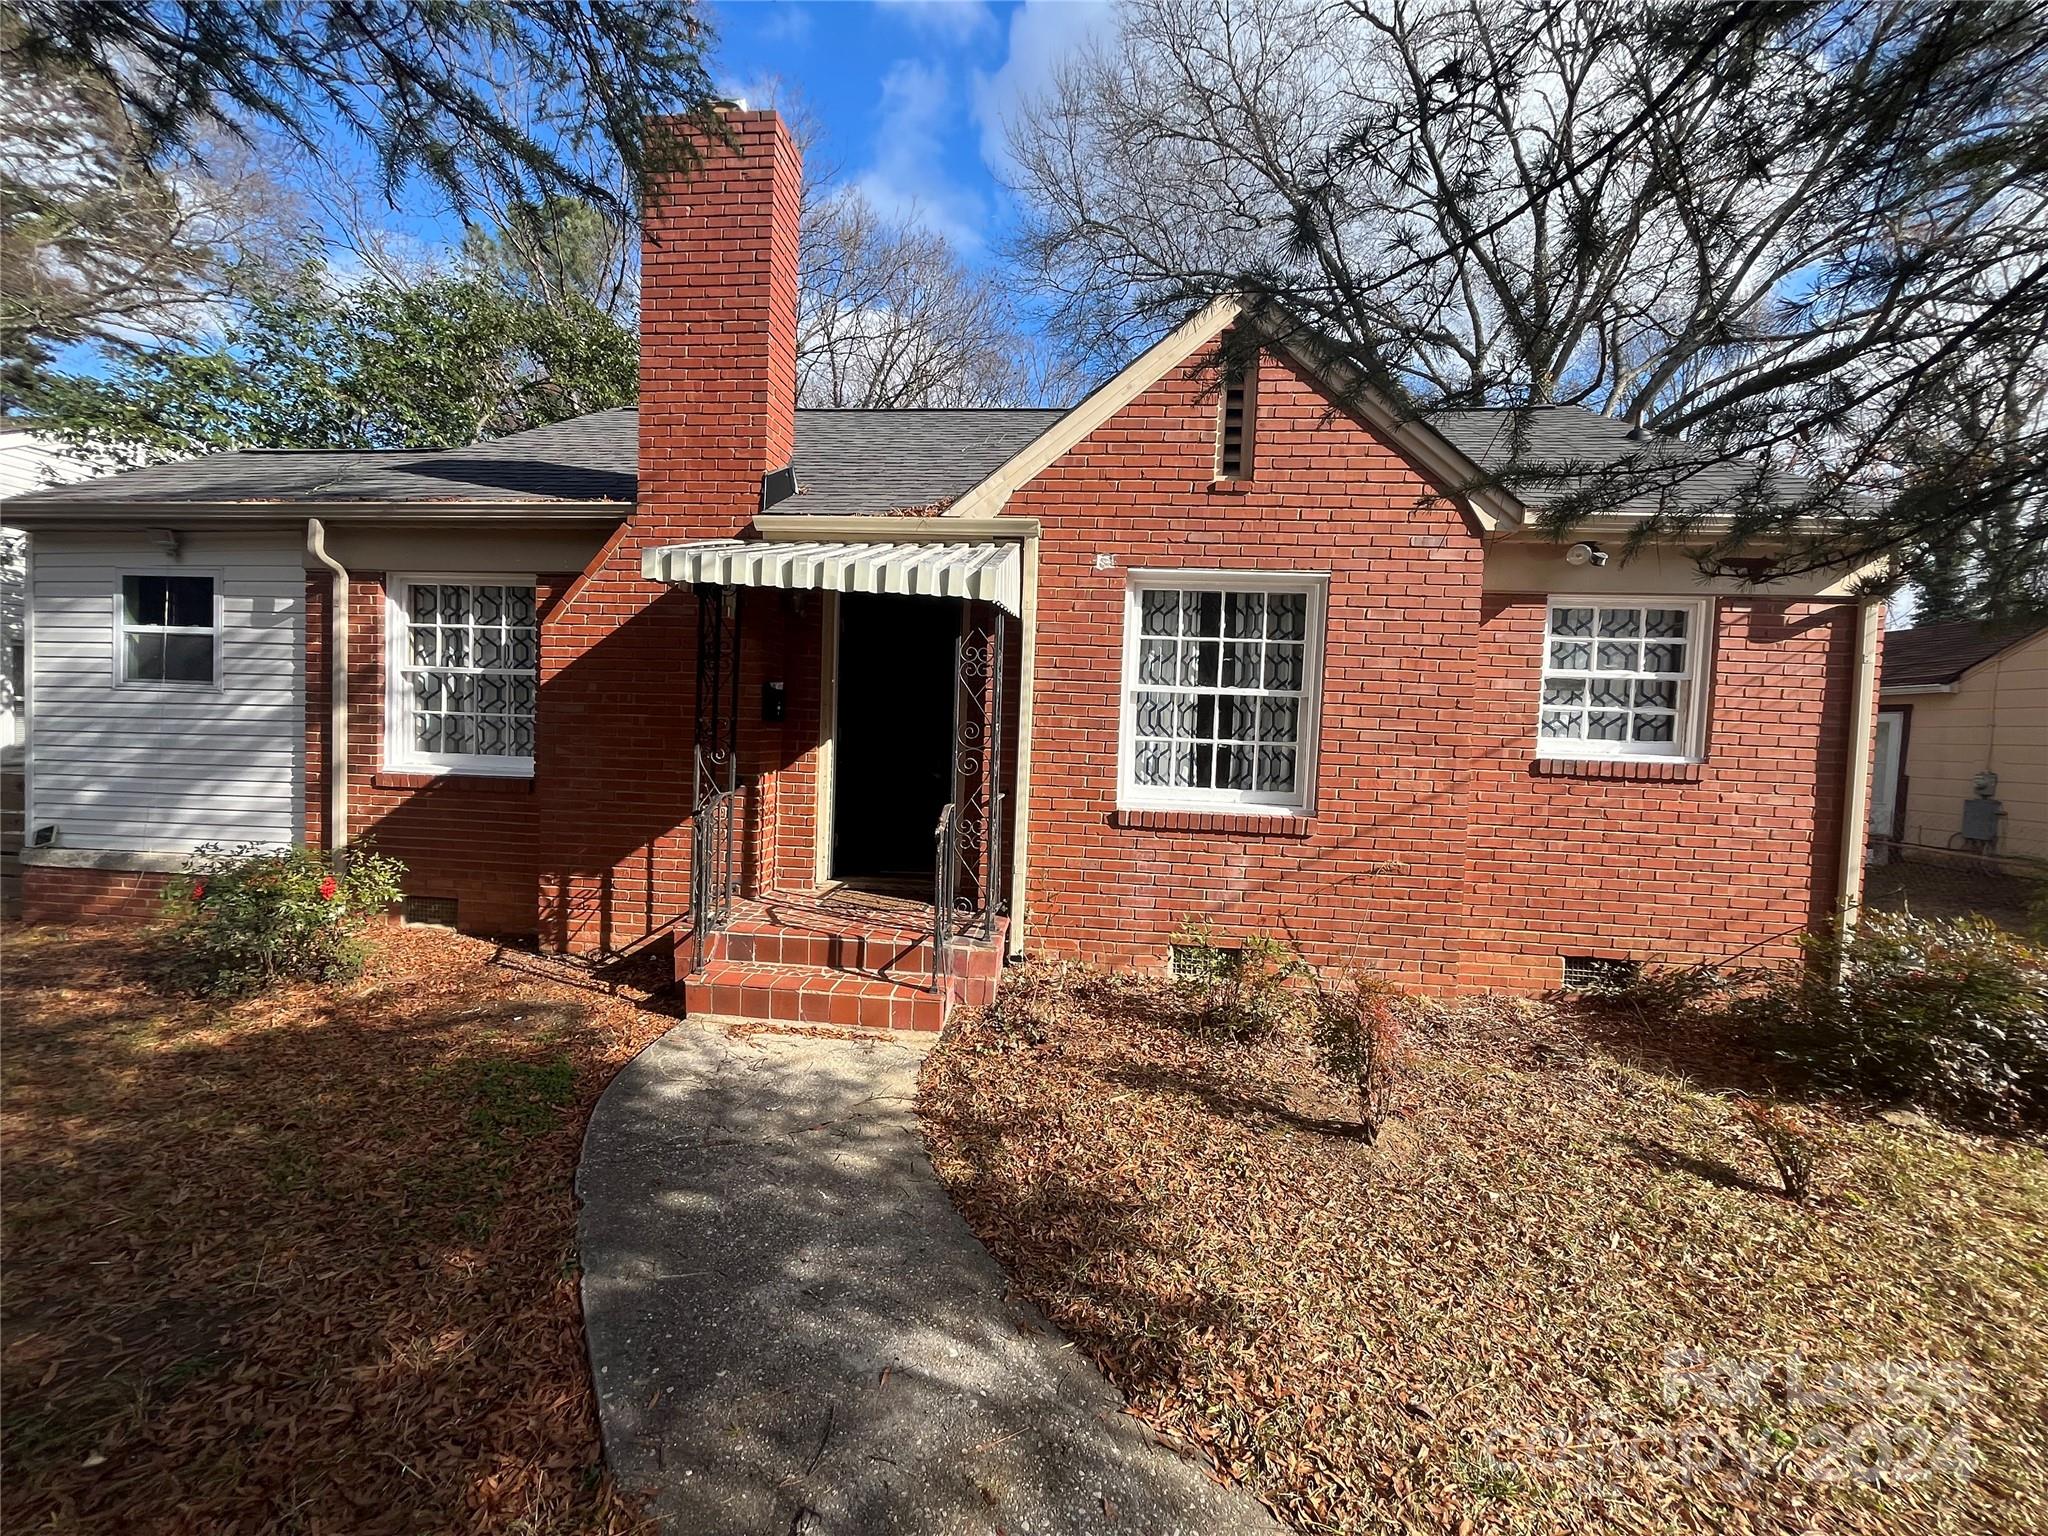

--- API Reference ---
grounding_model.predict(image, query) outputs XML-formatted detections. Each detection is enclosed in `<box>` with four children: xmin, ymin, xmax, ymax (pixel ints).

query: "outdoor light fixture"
<box><xmin>1564</xmin><ymin>541</ymin><xmax>1609</xmax><ymax>567</ymax></box>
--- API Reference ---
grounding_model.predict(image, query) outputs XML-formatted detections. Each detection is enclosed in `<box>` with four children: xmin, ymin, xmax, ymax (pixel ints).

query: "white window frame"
<box><xmin>113</xmin><ymin>570</ymin><xmax>223</xmax><ymax>691</ymax></box>
<box><xmin>385</xmin><ymin>573</ymin><xmax>539</xmax><ymax>778</ymax></box>
<box><xmin>1536</xmin><ymin>595</ymin><xmax>1714</xmax><ymax>762</ymax></box>
<box><xmin>1118</xmin><ymin>569</ymin><xmax>1329</xmax><ymax>815</ymax></box>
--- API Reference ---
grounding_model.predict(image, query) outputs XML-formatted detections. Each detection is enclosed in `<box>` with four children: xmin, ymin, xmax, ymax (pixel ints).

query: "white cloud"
<box><xmin>875</xmin><ymin>0</ymin><xmax>999</xmax><ymax>43</ymax></box>
<box><xmin>972</xmin><ymin>0</ymin><xmax>1116</xmax><ymax>180</ymax></box>
<box><xmin>853</xmin><ymin>58</ymin><xmax>989</xmax><ymax>252</ymax></box>
<box><xmin>754</xmin><ymin>3</ymin><xmax>815</xmax><ymax>47</ymax></box>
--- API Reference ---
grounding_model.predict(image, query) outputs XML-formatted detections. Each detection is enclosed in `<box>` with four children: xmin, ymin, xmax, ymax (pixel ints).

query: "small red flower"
<box><xmin>191</xmin><ymin>882</ymin><xmax>206</xmax><ymax>902</ymax></box>
<box><xmin>318</xmin><ymin>876</ymin><xmax>338</xmax><ymax>902</ymax></box>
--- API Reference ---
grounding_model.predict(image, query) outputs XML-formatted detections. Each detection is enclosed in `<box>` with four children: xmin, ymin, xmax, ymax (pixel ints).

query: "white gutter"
<box><xmin>1007</xmin><ymin>533</ymin><xmax>1040</xmax><ymax>958</ymax></box>
<box><xmin>1835</xmin><ymin>596</ymin><xmax>1884</xmax><ymax>941</ymax></box>
<box><xmin>305</xmin><ymin>520</ymin><xmax>350</xmax><ymax>855</ymax></box>
<box><xmin>755</xmin><ymin>514</ymin><xmax>1040</xmax><ymax>542</ymax></box>
<box><xmin>3</xmin><ymin>501</ymin><xmax>629</xmax><ymax>533</ymax></box>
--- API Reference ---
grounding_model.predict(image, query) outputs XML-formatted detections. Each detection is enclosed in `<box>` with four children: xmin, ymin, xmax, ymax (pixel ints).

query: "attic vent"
<box><xmin>1562</xmin><ymin>955</ymin><xmax>1638</xmax><ymax>991</ymax></box>
<box><xmin>402</xmin><ymin>895</ymin><xmax>460</xmax><ymax>928</ymax></box>
<box><xmin>1215</xmin><ymin>357</ymin><xmax>1256</xmax><ymax>481</ymax></box>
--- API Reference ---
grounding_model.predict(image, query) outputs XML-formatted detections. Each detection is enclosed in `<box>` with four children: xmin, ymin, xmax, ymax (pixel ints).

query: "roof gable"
<box><xmin>1882</xmin><ymin>618</ymin><xmax>2048</xmax><ymax>688</ymax></box>
<box><xmin>938</xmin><ymin>297</ymin><xmax>1526</xmax><ymax>530</ymax></box>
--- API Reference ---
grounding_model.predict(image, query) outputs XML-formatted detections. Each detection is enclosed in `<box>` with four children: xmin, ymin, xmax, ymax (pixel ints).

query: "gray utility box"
<box><xmin>1961</xmin><ymin>797</ymin><xmax>2004</xmax><ymax>842</ymax></box>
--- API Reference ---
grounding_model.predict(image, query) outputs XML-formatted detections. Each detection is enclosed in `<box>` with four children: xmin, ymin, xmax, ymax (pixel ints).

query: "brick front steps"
<box><xmin>676</xmin><ymin>890</ymin><xmax>1004</xmax><ymax>1033</ymax></box>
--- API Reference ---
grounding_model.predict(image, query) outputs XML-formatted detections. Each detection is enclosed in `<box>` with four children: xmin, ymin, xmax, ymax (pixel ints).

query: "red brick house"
<box><xmin>3</xmin><ymin>110</ymin><xmax>1885</xmax><ymax>1027</ymax></box>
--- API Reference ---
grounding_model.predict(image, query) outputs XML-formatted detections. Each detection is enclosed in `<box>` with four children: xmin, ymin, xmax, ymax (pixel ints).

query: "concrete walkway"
<box><xmin>577</xmin><ymin>1024</ymin><xmax>1280</xmax><ymax>1536</ymax></box>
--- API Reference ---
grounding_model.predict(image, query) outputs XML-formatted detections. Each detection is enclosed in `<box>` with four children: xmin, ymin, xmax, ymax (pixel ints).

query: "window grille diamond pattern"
<box><xmin>396</xmin><ymin>582</ymin><xmax>537</xmax><ymax>765</ymax></box>
<box><xmin>1539</xmin><ymin>601</ymin><xmax>1703</xmax><ymax>759</ymax></box>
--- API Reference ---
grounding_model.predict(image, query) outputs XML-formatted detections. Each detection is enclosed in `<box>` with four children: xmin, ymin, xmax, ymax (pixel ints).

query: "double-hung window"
<box><xmin>118</xmin><ymin>574</ymin><xmax>217</xmax><ymax>686</ymax></box>
<box><xmin>387</xmin><ymin>577</ymin><xmax>538</xmax><ymax>775</ymax></box>
<box><xmin>1121</xmin><ymin>571</ymin><xmax>1327</xmax><ymax>812</ymax></box>
<box><xmin>1538</xmin><ymin>598</ymin><xmax>1711</xmax><ymax>760</ymax></box>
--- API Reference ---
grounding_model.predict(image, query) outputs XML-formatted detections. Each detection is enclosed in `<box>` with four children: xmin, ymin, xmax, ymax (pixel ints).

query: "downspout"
<box><xmin>305</xmin><ymin>520</ymin><xmax>350</xmax><ymax>856</ymax></box>
<box><xmin>1006</xmin><ymin>533</ymin><xmax>1040</xmax><ymax>958</ymax></box>
<box><xmin>1834</xmin><ymin>595</ymin><xmax>1883</xmax><ymax>942</ymax></box>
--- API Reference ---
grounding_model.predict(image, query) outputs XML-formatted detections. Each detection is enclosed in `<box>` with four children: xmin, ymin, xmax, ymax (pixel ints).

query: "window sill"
<box><xmin>1531</xmin><ymin>757</ymin><xmax>1704</xmax><ymax>783</ymax></box>
<box><xmin>1112</xmin><ymin>807</ymin><xmax>1313</xmax><ymax>837</ymax></box>
<box><xmin>373</xmin><ymin>770</ymin><xmax>535</xmax><ymax>793</ymax></box>
<box><xmin>1207</xmin><ymin>480</ymin><xmax>1254</xmax><ymax>495</ymax></box>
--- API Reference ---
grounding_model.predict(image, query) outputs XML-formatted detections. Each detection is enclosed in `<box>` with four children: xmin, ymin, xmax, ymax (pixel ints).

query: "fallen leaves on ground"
<box><xmin>2</xmin><ymin>921</ymin><xmax>676</xmax><ymax>1535</ymax></box>
<box><xmin>918</xmin><ymin>961</ymin><xmax>2048</xmax><ymax>1536</ymax></box>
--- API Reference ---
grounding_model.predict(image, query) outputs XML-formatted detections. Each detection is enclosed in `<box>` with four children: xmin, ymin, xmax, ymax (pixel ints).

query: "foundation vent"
<box><xmin>401</xmin><ymin>895</ymin><xmax>460</xmax><ymax>929</ymax></box>
<box><xmin>1170</xmin><ymin>943</ymin><xmax>1240</xmax><ymax>983</ymax></box>
<box><xmin>1561</xmin><ymin>955</ymin><xmax>1638</xmax><ymax>991</ymax></box>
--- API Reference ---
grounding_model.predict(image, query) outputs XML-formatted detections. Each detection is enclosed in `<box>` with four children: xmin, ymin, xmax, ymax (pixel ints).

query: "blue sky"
<box><xmin>711</xmin><ymin>0</ymin><xmax>1112</xmax><ymax>262</ymax></box>
<box><xmin>320</xmin><ymin>1</ymin><xmax>1113</xmax><ymax>281</ymax></box>
<box><xmin>53</xmin><ymin>2</ymin><xmax>1111</xmax><ymax>375</ymax></box>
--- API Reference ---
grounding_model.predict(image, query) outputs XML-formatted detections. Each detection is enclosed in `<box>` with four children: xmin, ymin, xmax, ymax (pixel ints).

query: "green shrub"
<box><xmin>1738</xmin><ymin>912</ymin><xmax>2048</xmax><ymax>1132</ymax></box>
<box><xmin>1308</xmin><ymin>972</ymin><xmax>1409</xmax><ymax>1142</ymax></box>
<box><xmin>161</xmin><ymin>842</ymin><xmax>406</xmax><ymax>997</ymax></box>
<box><xmin>1171</xmin><ymin>921</ymin><xmax>1302</xmax><ymax>1041</ymax></box>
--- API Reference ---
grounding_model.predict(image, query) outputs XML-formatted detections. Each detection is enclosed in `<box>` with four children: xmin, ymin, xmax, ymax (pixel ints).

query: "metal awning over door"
<box><xmin>641</xmin><ymin>538</ymin><xmax>1022</xmax><ymax>616</ymax></box>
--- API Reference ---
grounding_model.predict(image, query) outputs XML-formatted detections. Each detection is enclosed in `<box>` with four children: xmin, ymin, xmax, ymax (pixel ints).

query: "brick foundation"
<box><xmin>20</xmin><ymin>865</ymin><xmax>173</xmax><ymax>924</ymax></box>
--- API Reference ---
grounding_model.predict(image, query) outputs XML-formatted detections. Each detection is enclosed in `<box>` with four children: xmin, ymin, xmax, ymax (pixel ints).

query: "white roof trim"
<box><xmin>641</xmin><ymin>538</ymin><xmax>1024</xmax><ymax>616</ymax></box>
<box><xmin>942</xmin><ymin>297</ymin><xmax>1244</xmax><ymax>521</ymax></box>
<box><xmin>935</xmin><ymin>294</ymin><xmax>1527</xmax><ymax>533</ymax></box>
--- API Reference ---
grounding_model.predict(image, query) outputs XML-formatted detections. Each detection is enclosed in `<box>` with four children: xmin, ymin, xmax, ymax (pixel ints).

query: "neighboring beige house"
<box><xmin>1876</xmin><ymin>618</ymin><xmax>2048</xmax><ymax>861</ymax></box>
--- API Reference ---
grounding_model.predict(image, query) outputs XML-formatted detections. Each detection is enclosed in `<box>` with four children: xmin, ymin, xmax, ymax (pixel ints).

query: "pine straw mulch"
<box><xmin>917</xmin><ymin>961</ymin><xmax>2048</xmax><ymax>1536</ymax></box>
<box><xmin>1</xmin><ymin>920</ymin><xmax>682</xmax><ymax>1535</ymax></box>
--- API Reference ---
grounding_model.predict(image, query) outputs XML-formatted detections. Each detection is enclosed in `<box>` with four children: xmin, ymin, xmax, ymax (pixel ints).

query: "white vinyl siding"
<box><xmin>26</xmin><ymin>530</ymin><xmax>304</xmax><ymax>851</ymax></box>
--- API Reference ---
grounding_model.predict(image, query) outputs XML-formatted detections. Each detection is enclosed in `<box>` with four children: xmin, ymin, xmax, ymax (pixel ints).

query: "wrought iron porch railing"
<box><xmin>932</xmin><ymin>801</ymin><xmax>960</xmax><ymax>989</ymax></box>
<box><xmin>687</xmin><ymin>583</ymin><xmax>743</xmax><ymax>978</ymax></box>
<box><xmin>688</xmin><ymin>747</ymin><xmax>738</xmax><ymax>976</ymax></box>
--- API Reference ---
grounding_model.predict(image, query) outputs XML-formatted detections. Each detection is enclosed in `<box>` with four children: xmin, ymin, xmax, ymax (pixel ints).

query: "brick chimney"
<box><xmin>637</xmin><ymin>107</ymin><xmax>802</xmax><ymax>529</ymax></box>
<box><xmin>536</xmin><ymin>108</ymin><xmax>803</xmax><ymax>956</ymax></box>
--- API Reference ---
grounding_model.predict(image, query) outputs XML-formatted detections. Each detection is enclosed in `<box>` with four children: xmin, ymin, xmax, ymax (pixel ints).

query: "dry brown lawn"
<box><xmin>1</xmin><ymin>921</ymin><xmax>675</xmax><ymax>1535</ymax></box>
<box><xmin>919</xmin><ymin>962</ymin><xmax>2048</xmax><ymax>1536</ymax></box>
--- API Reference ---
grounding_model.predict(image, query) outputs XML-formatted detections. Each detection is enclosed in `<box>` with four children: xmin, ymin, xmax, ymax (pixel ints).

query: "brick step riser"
<box><xmin>681</xmin><ymin>974</ymin><xmax>952</xmax><ymax>1032</ymax></box>
<box><xmin>676</xmin><ymin>952</ymin><xmax>1000</xmax><ymax>1033</ymax></box>
<box><xmin>690</xmin><ymin>931</ymin><xmax>1003</xmax><ymax>987</ymax></box>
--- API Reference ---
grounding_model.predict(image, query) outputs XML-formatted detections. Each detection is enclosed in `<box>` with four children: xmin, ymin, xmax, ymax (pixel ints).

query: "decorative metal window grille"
<box><xmin>1562</xmin><ymin>955</ymin><xmax>1638</xmax><ymax>990</ymax></box>
<box><xmin>1539</xmin><ymin>601</ymin><xmax>1706</xmax><ymax>759</ymax></box>
<box><xmin>391</xmin><ymin>580</ymin><xmax>537</xmax><ymax>771</ymax></box>
<box><xmin>119</xmin><ymin>574</ymin><xmax>215</xmax><ymax>684</ymax></box>
<box><xmin>1216</xmin><ymin>360</ymin><xmax>1256</xmax><ymax>479</ymax></box>
<box><xmin>1126</xmin><ymin>578</ymin><xmax>1322</xmax><ymax>809</ymax></box>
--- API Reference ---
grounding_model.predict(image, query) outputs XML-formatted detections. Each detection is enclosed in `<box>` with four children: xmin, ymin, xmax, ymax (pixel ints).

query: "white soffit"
<box><xmin>641</xmin><ymin>538</ymin><xmax>1024</xmax><ymax>617</ymax></box>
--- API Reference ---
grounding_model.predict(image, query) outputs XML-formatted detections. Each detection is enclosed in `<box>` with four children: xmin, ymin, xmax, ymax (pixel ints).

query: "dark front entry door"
<box><xmin>833</xmin><ymin>593</ymin><xmax>957</xmax><ymax>882</ymax></box>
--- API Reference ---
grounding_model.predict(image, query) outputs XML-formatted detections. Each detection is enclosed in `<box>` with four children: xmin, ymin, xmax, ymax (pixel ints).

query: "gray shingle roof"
<box><xmin>1428</xmin><ymin>405</ymin><xmax>1808</xmax><ymax>514</ymax></box>
<box><xmin>0</xmin><ymin>406</ymin><xmax>1065</xmax><ymax>516</ymax></box>
<box><xmin>782</xmin><ymin>409</ymin><xmax>1066</xmax><ymax>516</ymax></box>
<box><xmin>0</xmin><ymin>409</ymin><xmax>641</xmax><ymax>508</ymax></box>
<box><xmin>2</xmin><ymin>398</ymin><xmax>1796</xmax><ymax>521</ymax></box>
<box><xmin>1882</xmin><ymin>618</ymin><xmax>2048</xmax><ymax>688</ymax></box>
